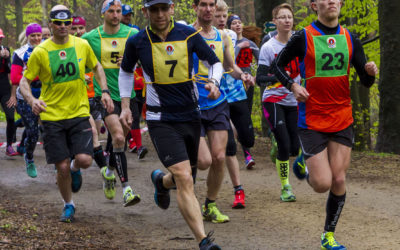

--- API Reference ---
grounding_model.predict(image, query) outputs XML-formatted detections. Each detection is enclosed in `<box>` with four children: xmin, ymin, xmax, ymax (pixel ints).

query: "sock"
<box><xmin>131</xmin><ymin>129</ymin><xmax>142</xmax><ymax>148</ymax></box>
<box><xmin>234</xmin><ymin>185</ymin><xmax>243</xmax><ymax>193</ymax></box>
<box><xmin>324</xmin><ymin>191</ymin><xmax>346</xmax><ymax>232</ymax></box>
<box><xmin>113</xmin><ymin>148</ymin><xmax>128</xmax><ymax>183</ymax></box>
<box><xmin>70</xmin><ymin>159</ymin><xmax>79</xmax><ymax>172</ymax></box>
<box><xmin>156</xmin><ymin>174</ymin><xmax>169</xmax><ymax>191</ymax></box>
<box><xmin>205</xmin><ymin>198</ymin><xmax>215</xmax><ymax>209</ymax></box>
<box><xmin>276</xmin><ymin>159</ymin><xmax>290</xmax><ymax>188</ymax></box>
<box><xmin>122</xmin><ymin>183</ymin><xmax>129</xmax><ymax>192</ymax></box>
<box><xmin>93</xmin><ymin>145</ymin><xmax>107</xmax><ymax>169</ymax></box>
<box><xmin>64</xmin><ymin>200</ymin><xmax>75</xmax><ymax>207</ymax></box>
<box><xmin>199</xmin><ymin>237</ymin><xmax>208</xmax><ymax>247</ymax></box>
<box><xmin>106</xmin><ymin>167</ymin><xmax>114</xmax><ymax>177</ymax></box>
<box><xmin>242</xmin><ymin>146</ymin><xmax>251</xmax><ymax>159</ymax></box>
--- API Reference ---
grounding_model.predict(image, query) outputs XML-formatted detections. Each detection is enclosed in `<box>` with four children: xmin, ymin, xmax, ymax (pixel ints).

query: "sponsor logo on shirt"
<box><xmin>111</xmin><ymin>40</ymin><xmax>118</xmax><ymax>48</ymax></box>
<box><xmin>59</xmin><ymin>50</ymin><xmax>67</xmax><ymax>60</ymax></box>
<box><xmin>165</xmin><ymin>44</ymin><xmax>174</xmax><ymax>55</ymax></box>
<box><xmin>327</xmin><ymin>37</ymin><xmax>336</xmax><ymax>48</ymax></box>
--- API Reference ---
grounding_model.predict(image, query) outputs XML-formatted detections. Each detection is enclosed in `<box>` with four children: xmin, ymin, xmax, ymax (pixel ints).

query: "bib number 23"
<box><xmin>321</xmin><ymin>52</ymin><xmax>345</xmax><ymax>71</ymax></box>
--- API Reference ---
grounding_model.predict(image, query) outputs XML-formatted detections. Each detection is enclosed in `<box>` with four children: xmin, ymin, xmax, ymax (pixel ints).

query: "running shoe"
<box><xmin>232</xmin><ymin>189</ymin><xmax>245</xmax><ymax>209</ymax></box>
<box><xmin>24</xmin><ymin>154</ymin><xmax>37</xmax><ymax>178</ymax></box>
<box><xmin>100</xmin><ymin>167</ymin><xmax>116</xmax><ymax>200</ymax></box>
<box><xmin>321</xmin><ymin>232</ymin><xmax>347</xmax><ymax>250</ymax></box>
<box><xmin>17</xmin><ymin>144</ymin><xmax>26</xmax><ymax>155</ymax></box>
<box><xmin>245</xmin><ymin>155</ymin><xmax>255</xmax><ymax>170</ymax></box>
<box><xmin>270</xmin><ymin>135</ymin><xmax>278</xmax><ymax>163</ymax></box>
<box><xmin>5</xmin><ymin>145</ymin><xmax>18</xmax><ymax>156</ymax></box>
<box><xmin>137</xmin><ymin>146</ymin><xmax>148</xmax><ymax>159</ymax></box>
<box><xmin>60</xmin><ymin>204</ymin><xmax>75</xmax><ymax>223</ymax></box>
<box><xmin>202</xmin><ymin>202</ymin><xmax>230</xmax><ymax>223</ymax></box>
<box><xmin>128</xmin><ymin>138</ymin><xmax>137</xmax><ymax>153</ymax></box>
<box><xmin>151</xmin><ymin>169</ymin><xmax>170</xmax><ymax>209</ymax></box>
<box><xmin>293</xmin><ymin>151</ymin><xmax>308</xmax><ymax>180</ymax></box>
<box><xmin>199</xmin><ymin>231</ymin><xmax>222</xmax><ymax>250</ymax></box>
<box><xmin>280</xmin><ymin>184</ymin><xmax>296</xmax><ymax>202</ymax></box>
<box><xmin>71</xmin><ymin>169</ymin><xmax>82</xmax><ymax>193</ymax></box>
<box><xmin>123</xmin><ymin>186</ymin><xmax>141</xmax><ymax>207</ymax></box>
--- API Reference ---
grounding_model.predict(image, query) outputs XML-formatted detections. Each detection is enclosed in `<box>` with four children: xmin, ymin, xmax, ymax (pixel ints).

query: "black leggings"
<box><xmin>263</xmin><ymin>102</ymin><xmax>299</xmax><ymax>161</ymax></box>
<box><xmin>226</xmin><ymin>100</ymin><xmax>255</xmax><ymax>156</ymax></box>
<box><xmin>0</xmin><ymin>93</ymin><xmax>15</xmax><ymax>146</ymax></box>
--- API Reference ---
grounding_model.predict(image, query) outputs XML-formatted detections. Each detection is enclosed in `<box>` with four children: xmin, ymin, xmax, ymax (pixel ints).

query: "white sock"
<box><xmin>105</xmin><ymin>167</ymin><xmax>114</xmax><ymax>177</ymax></box>
<box><xmin>70</xmin><ymin>160</ymin><xmax>79</xmax><ymax>172</ymax></box>
<box><xmin>64</xmin><ymin>200</ymin><xmax>75</xmax><ymax>207</ymax></box>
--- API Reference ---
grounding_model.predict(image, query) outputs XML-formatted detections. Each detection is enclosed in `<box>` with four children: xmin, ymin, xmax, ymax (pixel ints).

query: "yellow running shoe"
<box><xmin>123</xmin><ymin>186</ymin><xmax>141</xmax><ymax>207</ymax></box>
<box><xmin>100</xmin><ymin>167</ymin><xmax>116</xmax><ymax>200</ymax></box>
<box><xmin>202</xmin><ymin>202</ymin><xmax>230</xmax><ymax>223</ymax></box>
<box><xmin>321</xmin><ymin>232</ymin><xmax>347</xmax><ymax>250</ymax></box>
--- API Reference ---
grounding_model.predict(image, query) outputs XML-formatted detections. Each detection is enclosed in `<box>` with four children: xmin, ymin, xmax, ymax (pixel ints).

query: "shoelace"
<box><xmin>325</xmin><ymin>233</ymin><xmax>339</xmax><ymax>247</ymax></box>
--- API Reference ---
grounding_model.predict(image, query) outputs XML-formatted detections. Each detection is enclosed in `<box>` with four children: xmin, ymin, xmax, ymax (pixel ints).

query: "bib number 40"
<box><xmin>56</xmin><ymin>62</ymin><xmax>76</xmax><ymax>77</ymax></box>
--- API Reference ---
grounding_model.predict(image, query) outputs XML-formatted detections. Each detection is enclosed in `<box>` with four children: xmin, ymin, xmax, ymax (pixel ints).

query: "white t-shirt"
<box><xmin>259</xmin><ymin>37</ymin><xmax>299</xmax><ymax>106</ymax></box>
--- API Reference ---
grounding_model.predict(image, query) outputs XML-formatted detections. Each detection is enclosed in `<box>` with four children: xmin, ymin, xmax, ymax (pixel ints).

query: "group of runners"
<box><xmin>0</xmin><ymin>0</ymin><xmax>378</xmax><ymax>249</ymax></box>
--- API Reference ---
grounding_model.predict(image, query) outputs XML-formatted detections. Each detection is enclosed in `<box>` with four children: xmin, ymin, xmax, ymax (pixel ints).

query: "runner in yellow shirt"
<box><xmin>19</xmin><ymin>5</ymin><xmax>113</xmax><ymax>223</ymax></box>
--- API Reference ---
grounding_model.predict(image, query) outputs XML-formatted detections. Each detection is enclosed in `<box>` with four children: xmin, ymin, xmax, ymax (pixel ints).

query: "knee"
<box><xmin>57</xmin><ymin>162</ymin><xmax>71</xmax><ymax>178</ymax></box>
<box><xmin>332</xmin><ymin>174</ymin><xmax>346</xmax><ymax>188</ymax></box>
<box><xmin>197</xmin><ymin>156</ymin><xmax>212</xmax><ymax>170</ymax></box>
<box><xmin>113</xmin><ymin>133</ymin><xmax>125</xmax><ymax>146</ymax></box>
<box><xmin>75</xmin><ymin>155</ymin><xmax>92</xmax><ymax>169</ymax></box>
<box><xmin>212</xmin><ymin>151</ymin><xmax>226</xmax><ymax>166</ymax></box>
<box><xmin>174</xmin><ymin>169</ymin><xmax>194</xmax><ymax>189</ymax></box>
<box><xmin>311</xmin><ymin>180</ymin><xmax>331</xmax><ymax>193</ymax></box>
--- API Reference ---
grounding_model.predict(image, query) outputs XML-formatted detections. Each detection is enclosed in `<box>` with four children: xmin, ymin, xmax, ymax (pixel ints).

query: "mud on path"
<box><xmin>1</xmin><ymin>128</ymin><xmax>400</xmax><ymax>249</ymax></box>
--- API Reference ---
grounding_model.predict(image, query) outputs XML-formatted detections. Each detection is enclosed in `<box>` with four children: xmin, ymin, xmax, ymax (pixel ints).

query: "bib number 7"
<box><xmin>165</xmin><ymin>60</ymin><xmax>178</xmax><ymax>77</ymax></box>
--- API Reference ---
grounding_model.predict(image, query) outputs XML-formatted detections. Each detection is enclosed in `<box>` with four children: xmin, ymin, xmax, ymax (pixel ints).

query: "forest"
<box><xmin>0</xmin><ymin>0</ymin><xmax>398</xmax><ymax>154</ymax></box>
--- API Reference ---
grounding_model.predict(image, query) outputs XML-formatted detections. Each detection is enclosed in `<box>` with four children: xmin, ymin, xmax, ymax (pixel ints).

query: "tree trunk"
<box><xmin>376</xmin><ymin>0</ymin><xmax>400</xmax><ymax>154</ymax></box>
<box><xmin>41</xmin><ymin>0</ymin><xmax>47</xmax><ymax>27</ymax></box>
<box><xmin>254</xmin><ymin>0</ymin><xmax>285</xmax><ymax>34</ymax></box>
<box><xmin>15</xmin><ymin>0</ymin><xmax>23</xmax><ymax>47</ymax></box>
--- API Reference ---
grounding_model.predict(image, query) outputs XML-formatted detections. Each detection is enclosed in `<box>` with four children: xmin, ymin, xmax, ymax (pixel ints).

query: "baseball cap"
<box><xmin>0</xmin><ymin>28</ymin><xmax>4</xmax><ymax>38</ymax></box>
<box><xmin>143</xmin><ymin>0</ymin><xmax>173</xmax><ymax>8</ymax></box>
<box><xmin>122</xmin><ymin>4</ymin><xmax>133</xmax><ymax>15</ymax></box>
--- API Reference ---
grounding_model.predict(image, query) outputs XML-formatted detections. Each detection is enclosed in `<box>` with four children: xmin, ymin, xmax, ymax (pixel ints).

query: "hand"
<box><xmin>291</xmin><ymin>83</ymin><xmax>309</xmax><ymax>102</ymax></box>
<box><xmin>6</xmin><ymin>95</ymin><xmax>17</xmax><ymax>108</ymax></box>
<box><xmin>241</xmin><ymin>72</ymin><xmax>255</xmax><ymax>88</ymax></box>
<box><xmin>101</xmin><ymin>92</ymin><xmax>114</xmax><ymax>114</ymax></box>
<box><xmin>31</xmin><ymin>99</ymin><xmax>47</xmax><ymax>115</ymax></box>
<box><xmin>237</xmin><ymin>41</ymin><xmax>250</xmax><ymax>49</ymax></box>
<box><xmin>0</xmin><ymin>48</ymin><xmax>10</xmax><ymax>58</ymax></box>
<box><xmin>84</xmin><ymin>74</ymin><xmax>91</xmax><ymax>84</ymax></box>
<box><xmin>119</xmin><ymin>108</ymin><xmax>132</xmax><ymax>131</ymax></box>
<box><xmin>205</xmin><ymin>83</ymin><xmax>221</xmax><ymax>100</ymax></box>
<box><xmin>117</xmin><ymin>56</ymin><xmax>123</xmax><ymax>67</ymax></box>
<box><xmin>365</xmin><ymin>62</ymin><xmax>378</xmax><ymax>76</ymax></box>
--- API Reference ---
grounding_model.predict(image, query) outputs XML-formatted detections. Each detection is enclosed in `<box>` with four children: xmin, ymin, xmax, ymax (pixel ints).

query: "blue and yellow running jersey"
<box><xmin>192</xmin><ymin>26</ymin><xmax>227</xmax><ymax>110</ymax></box>
<box><xmin>121</xmin><ymin>21</ymin><xmax>220</xmax><ymax>122</ymax></box>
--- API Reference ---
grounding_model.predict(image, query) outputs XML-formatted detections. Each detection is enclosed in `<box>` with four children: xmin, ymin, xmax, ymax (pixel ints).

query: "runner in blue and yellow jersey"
<box><xmin>118</xmin><ymin>1</ymin><xmax>223</xmax><ymax>248</ymax></box>
<box><xmin>192</xmin><ymin>0</ymin><xmax>254</xmax><ymax>225</ymax></box>
<box><xmin>273</xmin><ymin>0</ymin><xmax>378</xmax><ymax>248</ymax></box>
<box><xmin>212</xmin><ymin>0</ymin><xmax>253</xmax><ymax>209</ymax></box>
<box><xmin>19</xmin><ymin>5</ymin><xmax>113</xmax><ymax>223</ymax></box>
<box><xmin>82</xmin><ymin>0</ymin><xmax>141</xmax><ymax>207</ymax></box>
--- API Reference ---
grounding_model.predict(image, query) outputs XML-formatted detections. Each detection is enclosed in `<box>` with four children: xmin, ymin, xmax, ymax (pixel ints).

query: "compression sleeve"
<box><xmin>10</xmin><ymin>64</ymin><xmax>23</xmax><ymax>85</ymax></box>
<box><xmin>119</xmin><ymin>68</ymin><xmax>134</xmax><ymax>98</ymax></box>
<box><xmin>256</xmin><ymin>64</ymin><xmax>278</xmax><ymax>86</ymax></box>
<box><xmin>207</xmin><ymin>62</ymin><xmax>223</xmax><ymax>84</ymax></box>
<box><xmin>350</xmin><ymin>34</ymin><xmax>376</xmax><ymax>88</ymax></box>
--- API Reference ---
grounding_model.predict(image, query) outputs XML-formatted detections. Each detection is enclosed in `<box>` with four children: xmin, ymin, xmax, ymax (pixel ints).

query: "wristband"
<box><xmin>102</xmin><ymin>89</ymin><xmax>111</xmax><ymax>95</ymax></box>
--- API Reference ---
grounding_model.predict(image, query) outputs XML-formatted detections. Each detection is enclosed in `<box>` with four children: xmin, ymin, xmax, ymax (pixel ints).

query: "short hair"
<box><xmin>272</xmin><ymin>3</ymin><xmax>294</xmax><ymax>19</ymax></box>
<box><xmin>193</xmin><ymin>0</ymin><xmax>217</xmax><ymax>7</ymax></box>
<box><xmin>216</xmin><ymin>0</ymin><xmax>228</xmax><ymax>12</ymax></box>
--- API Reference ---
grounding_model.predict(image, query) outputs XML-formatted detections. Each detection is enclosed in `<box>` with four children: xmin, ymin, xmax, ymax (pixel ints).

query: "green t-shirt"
<box><xmin>82</xmin><ymin>24</ymin><xmax>138</xmax><ymax>101</ymax></box>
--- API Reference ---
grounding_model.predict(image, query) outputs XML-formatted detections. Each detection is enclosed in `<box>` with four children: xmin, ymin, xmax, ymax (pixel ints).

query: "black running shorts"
<box><xmin>147</xmin><ymin>120</ymin><xmax>201</xmax><ymax>167</ymax></box>
<box><xmin>298</xmin><ymin>125</ymin><xmax>354</xmax><ymax>160</ymax></box>
<box><xmin>42</xmin><ymin>117</ymin><xmax>93</xmax><ymax>164</ymax></box>
<box><xmin>200</xmin><ymin>100</ymin><xmax>230</xmax><ymax>137</ymax></box>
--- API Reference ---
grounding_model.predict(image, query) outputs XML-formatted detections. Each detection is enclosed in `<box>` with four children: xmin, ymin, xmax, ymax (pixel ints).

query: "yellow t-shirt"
<box><xmin>24</xmin><ymin>35</ymin><xmax>98</xmax><ymax>121</ymax></box>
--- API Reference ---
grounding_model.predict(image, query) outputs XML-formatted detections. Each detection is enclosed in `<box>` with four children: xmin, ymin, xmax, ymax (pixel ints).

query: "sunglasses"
<box><xmin>52</xmin><ymin>19</ymin><xmax>72</xmax><ymax>26</ymax></box>
<box><xmin>148</xmin><ymin>5</ymin><xmax>170</xmax><ymax>13</ymax></box>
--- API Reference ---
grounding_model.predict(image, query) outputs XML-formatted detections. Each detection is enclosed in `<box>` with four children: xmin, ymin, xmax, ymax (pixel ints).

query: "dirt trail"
<box><xmin>1</xmin><ymin>126</ymin><xmax>399</xmax><ymax>249</ymax></box>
